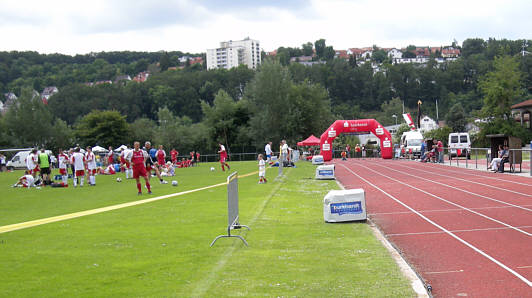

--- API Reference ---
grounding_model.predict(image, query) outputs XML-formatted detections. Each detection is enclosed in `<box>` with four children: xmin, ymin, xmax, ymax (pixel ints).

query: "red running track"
<box><xmin>334</xmin><ymin>158</ymin><xmax>532</xmax><ymax>297</ymax></box>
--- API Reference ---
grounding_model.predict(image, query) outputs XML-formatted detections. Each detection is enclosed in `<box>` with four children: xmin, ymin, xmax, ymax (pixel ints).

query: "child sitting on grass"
<box><xmin>258</xmin><ymin>154</ymin><xmax>267</xmax><ymax>184</ymax></box>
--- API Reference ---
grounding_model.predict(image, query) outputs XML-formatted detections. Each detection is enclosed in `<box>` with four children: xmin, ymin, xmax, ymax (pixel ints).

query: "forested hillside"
<box><xmin>0</xmin><ymin>38</ymin><xmax>531</xmax><ymax>153</ymax></box>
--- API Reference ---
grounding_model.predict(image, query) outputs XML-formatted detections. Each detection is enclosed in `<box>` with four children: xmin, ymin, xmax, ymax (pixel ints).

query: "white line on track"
<box><xmin>353</xmin><ymin>163</ymin><xmax>531</xmax><ymax>236</ymax></box>
<box><xmin>338</xmin><ymin>163</ymin><xmax>532</xmax><ymax>287</ymax></box>
<box><xmin>386</xmin><ymin>225</ymin><xmax>532</xmax><ymax>237</ymax></box>
<box><xmin>425</xmin><ymin>269</ymin><xmax>464</xmax><ymax>275</ymax></box>
<box><xmin>517</xmin><ymin>266</ymin><xmax>532</xmax><ymax>269</ymax></box>
<box><xmin>369</xmin><ymin>163</ymin><xmax>532</xmax><ymax>213</ymax></box>
<box><xmin>415</xmin><ymin>161</ymin><xmax>532</xmax><ymax>187</ymax></box>
<box><xmin>369</xmin><ymin>205</ymin><xmax>532</xmax><ymax>216</ymax></box>
<box><xmin>394</xmin><ymin>162</ymin><xmax>532</xmax><ymax>197</ymax></box>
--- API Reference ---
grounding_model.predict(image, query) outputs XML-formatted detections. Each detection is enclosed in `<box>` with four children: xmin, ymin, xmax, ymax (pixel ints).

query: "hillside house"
<box><xmin>41</xmin><ymin>86</ymin><xmax>58</xmax><ymax>104</ymax></box>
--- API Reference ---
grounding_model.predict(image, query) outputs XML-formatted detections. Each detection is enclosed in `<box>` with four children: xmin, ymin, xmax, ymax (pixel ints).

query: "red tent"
<box><xmin>297</xmin><ymin>135</ymin><xmax>320</xmax><ymax>146</ymax></box>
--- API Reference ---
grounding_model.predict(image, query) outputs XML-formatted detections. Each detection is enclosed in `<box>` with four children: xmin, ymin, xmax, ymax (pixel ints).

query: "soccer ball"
<box><xmin>210</xmin><ymin>167</ymin><xmax>215</xmax><ymax>171</ymax></box>
<box><xmin>171</xmin><ymin>180</ymin><xmax>178</xmax><ymax>186</ymax></box>
<box><xmin>116</xmin><ymin>177</ymin><xmax>122</xmax><ymax>182</ymax></box>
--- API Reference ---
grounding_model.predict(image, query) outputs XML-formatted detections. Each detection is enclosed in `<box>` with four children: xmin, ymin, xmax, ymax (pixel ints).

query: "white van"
<box><xmin>6</xmin><ymin>150</ymin><xmax>53</xmax><ymax>170</ymax></box>
<box><xmin>448</xmin><ymin>133</ymin><xmax>471</xmax><ymax>158</ymax></box>
<box><xmin>400</xmin><ymin>130</ymin><xmax>424</xmax><ymax>158</ymax></box>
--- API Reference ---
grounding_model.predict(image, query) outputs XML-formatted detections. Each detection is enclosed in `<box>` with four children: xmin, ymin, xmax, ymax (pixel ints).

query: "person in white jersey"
<box><xmin>71</xmin><ymin>147</ymin><xmax>85</xmax><ymax>187</ymax></box>
<box><xmin>85</xmin><ymin>146</ymin><xmax>97</xmax><ymax>186</ymax></box>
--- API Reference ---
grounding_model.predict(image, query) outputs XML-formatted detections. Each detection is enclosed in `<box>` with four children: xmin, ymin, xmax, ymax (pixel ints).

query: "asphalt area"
<box><xmin>334</xmin><ymin>158</ymin><xmax>532</xmax><ymax>297</ymax></box>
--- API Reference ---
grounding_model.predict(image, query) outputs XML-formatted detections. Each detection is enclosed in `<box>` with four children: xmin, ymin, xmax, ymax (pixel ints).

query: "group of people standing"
<box><xmin>420</xmin><ymin>139</ymin><xmax>444</xmax><ymax>163</ymax></box>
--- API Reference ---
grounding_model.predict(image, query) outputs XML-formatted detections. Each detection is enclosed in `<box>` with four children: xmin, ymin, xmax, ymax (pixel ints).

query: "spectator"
<box><xmin>0</xmin><ymin>153</ymin><xmax>6</xmax><ymax>172</ymax></box>
<box><xmin>488</xmin><ymin>145</ymin><xmax>504</xmax><ymax>171</ymax></box>
<box><xmin>341</xmin><ymin>151</ymin><xmax>347</xmax><ymax>161</ymax></box>
<box><xmin>265</xmin><ymin>141</ymin><xmax>273</xmax><ymax>163</ymax></box>
<box><xmin>355</xmin><ymin>144</ymin><xmax>361</xmax><ymax>158</ymax></box>
<box><xmin>281</xmin><ymin>140</ymin><xmax>289</xmax><ymax>163</ymax></box>
<box><xmin>420</xmin><ymin>139</ymin><xmax>426</xmax><ymax>160</ymax></box>
<box><xmin>437</xmin><ymin>139</ymin><xmax>444</xmax><ymax>163</ymax></box>
<box><xmin>346</xmin><ymin>144</ymin><xmax>351</xmax><ymax>158</ymax></box>
<box><xmin>496</xmin><ymin>145</ymin><xmax>510</xmax><ymax>173</ymax></box>
<box><xmin>361</xmin><ymin>144</ymin><xmax>366</xmax><ymax>159</ymax></box>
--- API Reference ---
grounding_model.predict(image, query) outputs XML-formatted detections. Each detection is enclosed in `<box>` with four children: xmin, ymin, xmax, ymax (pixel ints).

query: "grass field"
<box><xmin>0</xmin><ymin>161</ymin><xmax>414</xmax><ymax>297</ymax></box>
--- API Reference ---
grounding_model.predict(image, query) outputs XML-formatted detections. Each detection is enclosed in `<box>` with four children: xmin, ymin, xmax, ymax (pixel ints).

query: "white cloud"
<box><xmin>0</xmin><ymin>0</ymin><xmax>530</xmax><ymax>54</ymax></box>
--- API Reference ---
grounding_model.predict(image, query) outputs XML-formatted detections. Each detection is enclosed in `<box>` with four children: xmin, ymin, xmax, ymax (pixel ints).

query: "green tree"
<box><xmin>393</xmin><ymin>124</ymin><xmax>411</xmax><ymax>144</ymax></box>
<box><xmin>379</xmin><ymin>97</ymin><xmax>403</xmax><ymax>126</ymax></box>
<box><xmin>424</xmin><ymin>126</ymin><xmax>453</xmax><ymax>146</ymax></box>
<box><xmin>445</xmin><ymin>103</ymin><xmax>467</xmax><ymax>132</ymax></box>
<box><xmin>159</xmin><ymin>52</ymin><xmax>170</xmax><ymax>71</ymax></box>
<box><xmin>4</xmin><ymin>87</ymin><xmax>55</xmax><ymax>147</ymax></box>
<box><xmin>201</xmin><ymin>90</ymin><xmax>242</xmax><ymax>152</ymax></box>
<box><xmin>302</xmin><ymin>42</ymin><xmax>313</xmax><ymax>56</ymax></box>
<box><xmin>314</xmin><ymin>39</ymin><xmax>326</xmax><ymax>60</ymax></box>
<box><xmin>75</xmin><ymin>110</ymin><xmax>129</xmax><ymax>147</ymax></box>
<box><xmin>479</xmin><ymin>55</ymin><xmax>523</xmax><ymax>119</ymax></box>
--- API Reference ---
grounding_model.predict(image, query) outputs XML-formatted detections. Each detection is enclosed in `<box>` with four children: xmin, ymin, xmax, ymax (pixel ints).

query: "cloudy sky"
<box><xmin>1</xmin><ymin>0</ymin><xmax>530</xmax><ymax>55</ymax></box>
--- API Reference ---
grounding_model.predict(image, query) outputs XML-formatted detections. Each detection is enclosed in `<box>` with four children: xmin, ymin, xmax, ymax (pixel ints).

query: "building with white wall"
<box><xmin>206</xmin><ymin>37</ymin><xmax>261</xmax><ymax>70</ymax></box>
<box><xmin>419</xmin><ymin>115</ymin><xmax>438</xmax><ymax>134</ymax></box>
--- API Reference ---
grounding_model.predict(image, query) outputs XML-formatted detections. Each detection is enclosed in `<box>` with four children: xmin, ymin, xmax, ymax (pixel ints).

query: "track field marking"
<box><xmin>386</xmin><ymin>225</ymin><xmax>532</xmax><ymax>237</ymax></box>
<box><xmin>394</xmin><ymin>163</ymin><xmax>532</xmax><ymax>197</ymax></box>
<box><xmin>371</xmin><ymin>163</ymin><xmax>532</xmax><ymax>212</ymax></box>
<box><xmin>369</xmin><ymin>205</ymin><xmax>532</xmax><ymax>216</ymax></box>
<box><xmin>338</xmin><ymin>163</ymin><xmax>532</xmax><ymax>287</ymax></box>
<box><xmin>0</xmin><ymin>170</ymin><xmax>259</xmax><ymax>235</ymax></box>
<box><xmin>517</xmin><ymin>266</ymin><xmax>532</xmax><ymax>269</ymax></box>
<box><xmin>354</xmin><ymin>164</ymin><xmax>532</xmax><ymax>236</ymax></box>
<box><xmin>413</xmin><ymin>161</ymin><xmax>532</xmax><ymax>187</ymax></box>
<box><xmin>425</xmin><ymin>269</ymin><xmax>464</xmax><ymax>275</ymax></box>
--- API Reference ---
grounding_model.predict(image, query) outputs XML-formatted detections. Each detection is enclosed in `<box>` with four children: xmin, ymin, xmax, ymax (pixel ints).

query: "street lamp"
<box><xmin>392</xmin><ymin>114</ymin><xmax>397</xmax><ymax>126</ymax></box>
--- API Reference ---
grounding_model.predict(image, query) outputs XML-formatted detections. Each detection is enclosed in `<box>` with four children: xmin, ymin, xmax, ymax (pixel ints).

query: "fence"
<box><xmin>443</xmin><ymin>147</ymin><xmax>531</xmax><ymax>176</ymax></box>
<box><xmin>210</xmin><ymin>172</ymin><xmax>250</xmax><ymax>247</ymax></box>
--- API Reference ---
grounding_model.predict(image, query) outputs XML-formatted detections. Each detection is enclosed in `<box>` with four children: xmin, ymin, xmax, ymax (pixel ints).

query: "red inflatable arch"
<box><xmin>319</xmin><ymin>119</ymin><xmax>393</xmax><ymax>161</ymax></box>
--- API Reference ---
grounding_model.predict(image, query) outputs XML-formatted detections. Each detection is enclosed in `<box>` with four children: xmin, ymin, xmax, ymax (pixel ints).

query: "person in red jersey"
<box><xmin>195</xmin><ymin>151</ymin><xmax>200</xmax><ymax>165</ymax></box>
<box><xmin>218</xmin><ymin>143</ymin><xmax>230</xmax><ymax>171</ymax></box>
<box><xmin>107</xmin><ymin>146</ymin><xmax>114</xmax><ymax>166</ymax></box>
<box><xmin>170</xmin><ymin>148</ymin><xmax>178</xmax><ymax>164</ymax></box>
<box><xmin>126</xmin><ymin>141</ymin><xmax>152</xmax><ymax>195</ymax></box>
<box><xmin>156</xmin><ymin>145</ymin><xmax>166</xmax><ymax>166</ymax></box>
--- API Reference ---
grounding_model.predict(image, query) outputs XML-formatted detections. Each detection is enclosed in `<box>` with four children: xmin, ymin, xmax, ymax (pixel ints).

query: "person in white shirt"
<box><xmin>26</xmin><ymin>149</ymin><xmax>39</xmax><ymax>178</ymax></box>
<box><xmin>258</xmin><ymin>154</ymin><xmax>267</xmax><ymax>184</ymax></box>
<box><xmin>71</xmin><ymin>147</ymin><xmax>85</xmax><ymax>187</ymax></box>
<box><xmin>85</xmin><ymin>146</ymin><xmax>97</xmax><ymax>186</ymax></box>
<box><xmin>13</xmin><ymin>170</ymin><xmax>36</xmax><ymax>188</ymax></box>
<box><xmin>264</xmin><ymin>142</ymin><xmax>273</xmax><ymax>163</ymax></box>
<box><xmin>121</xmin><ymin>146</ymin><xmax>133</xmax><ymax>179</ymax></box>
<box><xmin>58</xmin><ymin>149</ymin><xmax>70</xmax><ymax>185</ymax></box>
<box><xmin>281</xmin><ymin>140</ymin><xmax>289</xmax><ymax>163</ymax></box>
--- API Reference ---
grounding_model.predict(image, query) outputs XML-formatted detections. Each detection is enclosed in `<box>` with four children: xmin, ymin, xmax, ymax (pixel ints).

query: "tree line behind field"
<box><xmin>0</xmin><ymin>38</ymin><xmax>531</xmax><ymax>154</ymax></box>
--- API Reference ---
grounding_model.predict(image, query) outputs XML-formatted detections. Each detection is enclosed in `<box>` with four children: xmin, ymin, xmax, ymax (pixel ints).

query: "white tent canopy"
<box><xmin>92</xmin><ymin>145</ymin><xmax>108</xmax><ymax>153</ymax></box>
<box><xmin>115</xmin><ymin>145</ymin><xmax>128</xmax><ymax>152</ymax></box>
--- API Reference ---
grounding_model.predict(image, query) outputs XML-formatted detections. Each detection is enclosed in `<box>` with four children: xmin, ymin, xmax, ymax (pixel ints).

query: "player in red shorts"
<box><xmin>58</xmin><ymin>149</ymin><xmax>69</xmax><ymax>185</ymax></box>
<box><xmin>107</xmin><ymin>146</ymin><xmax>114</xmax><ymax>166</ymax></box>
<box><xmin>170</xmin><ymin>148</ymin><xmax>178</xmax><ymax>165</ymax></box>
<box><xmin>156</xmin><ymin>145</ymin><xmax>166</xmax><ymax>166</ymax></box>
<box><xmin>71</xmin><ymin>147</ymin><xmax>85</xmax><ymax>187</ymax></box>
<box><xmin>218</xmin><ymin>143</ymin><xmax>230</xmax><ymax>171</ymax></box>
<box><xmin>85</xmin><ymin>146</ymin><xmax>97</xmax><ymax>186</ymax></box>
<box><xmin>127</xmin><ymin>141</ymin><xmax>152</xmax><ymax>195</ymax></box>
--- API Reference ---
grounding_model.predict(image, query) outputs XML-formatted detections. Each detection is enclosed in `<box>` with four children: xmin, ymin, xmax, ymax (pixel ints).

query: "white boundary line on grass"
<box><xmin>334</xmin><ymin>179</ymin><xmax>430</xmax><ymax>298</ymax></box>
<box><xmin>338</xmin><ymin>163</ymin><xmax>532</xmax><ymax>288</ymax></box>
<box><xmin>0</xmin><ymin>171</ymin><xmax>258</xmax><ymax>235</ymax></box>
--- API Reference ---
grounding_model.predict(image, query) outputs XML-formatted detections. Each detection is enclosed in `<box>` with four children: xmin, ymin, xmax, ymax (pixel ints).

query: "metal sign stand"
<box><xmin>210</xmin><ymin>172</ymin><xmax>250</xmax><ymax>247</ymax></box>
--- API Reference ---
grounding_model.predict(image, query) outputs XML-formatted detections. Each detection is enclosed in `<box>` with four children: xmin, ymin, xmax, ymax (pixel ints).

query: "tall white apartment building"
<box><xmin>206</xmin><ymin>37</ymin><xmax>261</xmax><ymax>70</ymax></box>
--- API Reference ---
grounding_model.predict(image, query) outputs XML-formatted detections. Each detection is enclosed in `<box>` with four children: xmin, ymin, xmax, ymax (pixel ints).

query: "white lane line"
<box><xmin>355</xmin><ymin>164</ymin><xmax>531</xmax><ymax>236</ymax></box>
<box><xmin>370</xmin><ymin>163</ymin><xmax>532</xmax><ymax>212</ymax></box>
<box><xmin>339</xmin><ymin>163</ymin><xmax>532</xmax><ymax>288</ymax></box>
<box><xmin>386</xmin><ymin>226</ymin><xmax>532</xmax><ymax>237</ymax></box>
<box><xmin>395</xmin><ymin>163</ymin><xmax>532</xmax><ymax>197</ymax></box>
<box><xmin>517</xmin><ymin>266</ymin><xmax>532</xmax><ymax>269</ymax></box>
<box><xmin>369</xmin><ymin>205</ymin><xmax>532</xmax><ymax>216</ymax></box>
<box><xmin>411</xmin><ymin>161</ymin><xmax>532</xmax><ymax>187</ymax></box>
<box><xmin>425</xmin><ymin>269</ymin><xmax>464</xmax><ymax>275</ymax></box>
